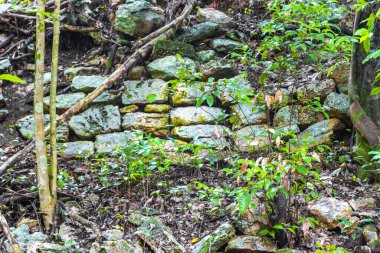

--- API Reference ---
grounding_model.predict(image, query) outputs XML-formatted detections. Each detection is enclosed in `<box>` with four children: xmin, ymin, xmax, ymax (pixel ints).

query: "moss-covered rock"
<box><xmin>71</xmin><ymin>75</ymin><xmax>108</xmax><ymax>92</ymax></box>
<box><xmin>176</xmin><ymin>21</ymin><xmax>222</xmax><ymax>43</ymax></box>
<box><xmin>114</xmin><ymin>0</ymin><xmax>164</xmax><ymax>37</ymax></box>
<box><xmin>120</xmin><ymin>105</ymin><xmax>139</xmax><ymax>114</ymax></box>
<box><xmin>147</xmin><ymin>56</ymin><xmax>197</xmax><ymax>80</ymax></box>
<box><xmin>171</xmin><ymin>82</ymin><xmax>211</xmax><ymax>106</ymax></box>
<box><xmin>225</xmin><ymin>236</ymin><xmax>277</xmax><ymax>253</ymax></box>
<box><xmin>152</xmin><ymin>40</ymin><xmax>196</xmax><ymax>59</ymax></box>
<box><xmin>273</xmin><ymin>105</ymin><xmax>324</xmax><ymax>127</ymax></box>
<box><xmin>210</xmin><ymin>38</ymin><xmax>242</xmax><ymax>52</ymax></box>
<box><xmin>64</xmin><ymin>67</ymin><xmax>99</xmax><ymax>81</ymax></box>
<box><xmin>324</xmin><ymin>92</ymin><xmax>350</xmax><ymax>119</ymax></box>
<box><xmin>192</xmin><ymin>223</ymin><xmax>235</xmax><ymax>253</ymax></box>
<box><xmin>95</xmin><ymin>131</ymin><xmax>142</xmax><ymax>154</ymax></box>
<box><xmin>199</xmin><ymin>59</ymin><xmax>236</xmax><ymax>80</ymax></box>
<box><xmin>43</xmin><ymin>93</ymin><xmax>86</xmax><ymax>112</ymax></box>
<box><xmin>122</xmin><ymin>112</ymin><xmax>169</xmax><ymax>137</ymax></box>
<box><xmin>196</xmin><ymin>50</ymin><xmax>216</xmax><ymax>63</ymax></box>
<box><xmin>122</xmin><ymin>79</ymin><xmax>168</xmax><ymax>105</ymax></box>
<box><xmin>170</xmin><ymin>106</ymin><xmax>225</xmax><ymax>126</ymax></box>
<box><xmin>144</xmin><ymin>104</ymin><xmax>171</xmax><ymax>113</ymax></box>
<box><xmin>57</xmin><ymin>141</ymin><xmax>94</xmax><ymax>156</ymax></box>
<box><xmin>172</xmin><ymin>124</ymin><xmax>231</xmax><ymax>141</ymax></box>
<box><xmin>230</xmin><ymin>103</ymin><xmax>268</xmax><ymax>128</ymax></box>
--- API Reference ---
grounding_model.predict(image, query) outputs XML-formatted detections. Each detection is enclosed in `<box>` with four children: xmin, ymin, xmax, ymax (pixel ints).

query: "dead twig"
<box><xmin>0</xmin><ymin>211</ymin><xmax>23</xmax><ymax>253</ymax></box>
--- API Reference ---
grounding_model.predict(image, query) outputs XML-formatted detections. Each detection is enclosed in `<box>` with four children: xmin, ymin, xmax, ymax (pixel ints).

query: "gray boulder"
<box><xmin>71</xmin><ymin>75</ymin><xmax>107</xmax><ymax>92</ymax></box>
<box><xmin>95</xmin><ymin>131</ymin><xmax>142</xmax><ymax>154</ymax></box>
<box><xmin>309</xmin><ymin>197</ymin><xmax>352</xmax><ymax>230</ymax></box>
<box><xmin>68</xmin><ymin>105</ymin><xmax>121</xmax><ymax>138</ymax></box>
<box><xmin>122</xmin><ymin>79</ymin><xmax>168</xmax><ymax>105</ymax></box>
<box><xmin>92</xmin><ymin>90</ymin><xmax>120</xmax><ymax>104</ymax></box>
<box><xmin>296</xmin><ymin>79</ymin><xmax>336</xmax><ymax>103</ymax></box>
<box><xmin>0</xmin><ymin>59</ymin><xmax>11</xmax><ymax>72</ymax></box>
<box><xmin>192</xmin><ymin>223</ymin><xmax>235</xmax><ymax>253</ymax></box>
<box><xmin>225</xmin><ymin>236</ymin><xmax>277</xmax><ymax>253</ymax></box>
<box><xmin>170</xmin><ymin>106</ymin><xmax>225</xmax><ymax>126</ymax></box>
<box><xmin>57</xmin><ymin>141</ymin><xmax>94</xmax><ymax>156</ymax></box>
<box><xmin>16</xmin><ymin>115</ymin><xmax>69</xmax><ymax>141</ymax></box>
<box><xmin>114</xmin><ymin>0</ymin><xmax>164</xmax><ymax>37</ymax></box>
<box><xmin>6</xmin><ymin>224</ymin><xmax>48</xmax><ymax>252</ymax></box>
<box><xmin>122</xmin><ymin>112</ymin><xmax>169</xmax><ymax>137</ymax></box>
<box><xmin>196</xmin><ymin>50</ymin><xmax>216</xmax><ymax>63</ymax></box>
<box><xmin>176</xmin><ymin>21</ymin><xmax>222</xmax><ymax>43</ymax></box>
<box><xmin>147</xmin><ymin>55</ymin><xmax>197</xmax><ymax>80</ymax></box>
<box><xmin>196</xmin><ymin>8</ymin><xmax>233</xmax><ymax>25</ymax></box>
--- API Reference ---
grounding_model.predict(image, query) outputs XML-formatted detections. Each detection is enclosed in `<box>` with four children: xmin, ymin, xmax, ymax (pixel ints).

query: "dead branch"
<box><xmin>0</xmin><ymin>211</ymin><xmax>22</xmax><ymax>253</ymax></box>
<box><xmin>0</xmin><ymin>0</ymin><xmax>195</xmax><ymax>176</ymax></box>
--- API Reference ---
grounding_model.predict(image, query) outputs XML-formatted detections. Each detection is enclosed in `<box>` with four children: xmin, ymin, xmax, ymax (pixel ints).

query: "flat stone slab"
<box><xmin>95</xmin><ymin>131</ymin><xmax>142</xmax><ymax>154</ymax></box>
<box><xmin>225</xmin><ymin>236</ymin><xmax>277</xmax><ymax>253</ymax></box>
<box><xmin>172</xmin><ymin>124</ymin><xmax>231</xmax><ymax>141</ymax></box>
<box><xmin>92</xmin><ymin>90</ymin><xmax>119</xmax><ymax>104</ymax></box>
<box><xmin>231</xmin><ymin>103</ymin><xmax>268</xmax><ymax>128</ymax></box>
<box><xmin>122</xmin><ymin>112</ymin><xmax>169</xmax><ymax>137</ymax></box>
<box><xmin>68</xmin><ymin>105</ymin><xmax>121</xmax><ymax>138</ymax></box>
<box><xmin>199</xmin><ymin>59</ymin><xmax>236</xmax><ymax>80</ymax></box>
<box><xmin>144</xmin><ymin>104</ymin><xmax>171</xmax><ymax>113</ymax></box>
<box><xmin>16</xmin><ymin>115</ymin><xmax>69</xmax><ymax>142</ymax></box>
<box><xmin>122</xmin><ymin>79</ymin><xmax>168</xmax><ymax>105</ymax></box>
<box><xmin>170</xmin><ymin>106</ymin><xmax>225</xmax><ymax>126</ymax></box>
<box><xmin>43</xmin><ymin>92</ymin><xmax>86</xmax><ymax>112</ymax></box>
<box><xmin>192</xmin><ymin>137</ymin><xmax>228</xmax><ymax>150</ymax></box>
<box><xmin>58</xmin><ymin>141</ymin><xmax>94</xmax><ymax>156</ymax></box>
<box><xmin>171</xmin><ymin>82</ymin><xmax>211</xmax><ymax>106</ymax></box>
<box><xmin>71</xmin><ymin>75</ymin><xmax>107</xmax><ymax>92</ymax></box>
<box><xmin>147</xmin><ymin>55</ymin><xmax>197</xmax><ymax>80</ymax></box>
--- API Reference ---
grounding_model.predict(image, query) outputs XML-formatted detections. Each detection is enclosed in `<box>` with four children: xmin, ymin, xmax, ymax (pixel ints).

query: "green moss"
<box><xmin>172</xmin><ymin>90</ymin><xmax>188</xmax><ymax>105</ymax></box>
<box><xmin>152</xmin><ymin>40</ymin><xmax>196</xmax><ymax>59</ymax></box>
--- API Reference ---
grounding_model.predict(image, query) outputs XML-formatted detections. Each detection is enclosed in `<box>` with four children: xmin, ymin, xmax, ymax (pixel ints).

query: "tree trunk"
<box><xmin>35</xmin><ymin>0</ymin><xmax>54</xmax><ymax>230</ymax></box>
<box><xmin>350</xmin><ymin>4</ymin><xmax>380</xmax><ymax>182</ymax></box>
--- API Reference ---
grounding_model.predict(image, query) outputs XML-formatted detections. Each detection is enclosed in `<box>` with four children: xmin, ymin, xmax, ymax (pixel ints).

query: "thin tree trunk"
<box><xmin>49</xmin><ymin>0</ymin><xmax>61</xmax><ymax>226</ymax></box>
<box><xmin>35</xmin><ymin>0</ymin><xmax>53</xmax><ymax>230</ymax></box>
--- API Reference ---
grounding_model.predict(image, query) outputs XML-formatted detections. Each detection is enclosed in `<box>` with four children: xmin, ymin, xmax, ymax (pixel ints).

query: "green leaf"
<box><xmin>274</xmin><ymin>224</ymin><xmax>284</xmax><ymax>230</ymax></box>
<box><xmin>363</xmin><ymin>38</ymin><xmax>371</xmax><ymax>53</ymax></box>
<box><xmin>196</xmin><ymin>96</ymin><xmax>205</xmax><ymax>107</ymax></box>
<box><xmin>237</xmin><ymin>188</ymin><xmax>251</xmax><ymax>214</ymax></box>
<box><xmin>206</xmin><ymin>96</ymin><xmax>214</xmax><ymax>107</ymax></box>
<box><xmin>0</xmin><ymin>74</ymin><xmax>26</xmax><ymax>84</ymax></box>
<box><xmin>146</xmin><ymin>94</ymin><xmax>158</xmax><ymax>103</ymax></box>
<box><xmin>370</xmin><ymin>87</ymin><xmax>380</xmax><ymax>95</ymax></box>
<box><xmin>296</xmin><ymin>165</ymin><xmax>309</xmax><ymax>175</ymax></box>
<box><xmin>362</xmin><ymin>50</ymin><xmax>380</xmax><ymax>64</ymax></box>
<box><xmin>354</xmin><ymin>28</ymin><xmax>369</xmax><ymax>36</ymax></box>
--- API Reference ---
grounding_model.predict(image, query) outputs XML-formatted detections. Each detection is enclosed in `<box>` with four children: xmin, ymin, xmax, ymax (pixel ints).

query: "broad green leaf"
<box><xmin>362</xmin><ymin>50</ymin><xmax>380</xmax><ymax>63</ymax></box>
<box><xmin>0</xmin><ymin>74</ymin><xmax>26</xmax><ymax>84</ymax></box>
<box><xmin>370</xmin><ymin>87</ymin><xmax>380</xmax><ymax>95</ymax></box>
<box><xmin>363</xmin><ymin>38</ymin><xmax>371</xmax><ymax>53</ymax></box>
<box><xmin>146</xmin><ymin>94</ymin><xmax>158</xmax><ymax>103</ymax></box>
<box><xmin>237</xmin><ymin>188</ymin><xmax>251</xmax><ymax>214</ymax></box>
<box><xmin>206</xmin><ymin>96</ymin><xmax>214</xmax><ymax>107</ymax></box>
<box><xmin>354</xmin><ymin>28</ymin><xmax>369</xmax><ymax>36</ymax></box>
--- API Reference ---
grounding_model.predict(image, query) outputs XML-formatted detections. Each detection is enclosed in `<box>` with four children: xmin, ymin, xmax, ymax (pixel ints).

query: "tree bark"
<box><xmin>34</xmin><ymin>0</ymin><xmax>54</xmax><ymax>231</ymax></box>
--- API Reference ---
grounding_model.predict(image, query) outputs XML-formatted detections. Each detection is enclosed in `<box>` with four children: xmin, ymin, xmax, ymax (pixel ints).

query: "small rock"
<box><xmin>68</xmin><ymin>105</ymin><xmax>121</xmax><ymax>138</ymax></box>
<box><xmin>147</xmin><ymin>55</ymin><xmax>197</xmax><ymax>80</ymax></box>
<box><xmin>95</xmin><ymin>131</ymin><xmax>142</xmax><ymax>154</ymax></box>
<box><xmin>0</xmin><ymin>58</ymin><xmax>11</xmax><ymax>72</ymax></box>
<box><xmin>127</xmin><ymin>66</ymin><xmax>146</xmax><ymax>80</ymax></box>
<box><xmin>0</xmin><ymin>90</ymin><xmax>5</xmax><ymax>108</ymax></box>
<box><xmin>309</xmin><ymin>197</ymin><xmax>352</xmax><ymax>230</ymax></box>
<box><xmin>350</xmin><ymin>198</ymin><xmax>377</xmax><ymax>211</ymax></box>
<box><xmin>122</xmin><ymin>112</ymin><xmax>169</xmax><ymax>137</ymax></box>
<box><xmin>71</xmin><ymin>75</ymin><xmax>108</xmax><ymax>92</ymax></box>
<box><xmin>102</xmin><ymin>229</ymin><xmax>124</xmax><ymax>241</ymax></box>
<box><xmin>64</xmin><ymin>67</ymin><xmax>99</xmax><ymax>80</ymax></box>
<box><xmin>0</xmin><ymin>109</ymin><xmax>8</xmax><ymax>122</ymax></box>
<box><xmin>196</xmin><ymin>50</ymin><xmax>216</xmax><ymax>63</ymax></box>
<box><xmin>170</xmin><ymin>106</ymin><xmax>225</xmax><ymax>126</ymax></box>
<box><xmin>231</xmin><ymin>103</ymin><xmax>268</xmax><ymax>128</ymax></box>
<box><xmin>16</xmin><ymin>218</ymin><xmax>39</xmax><ymax>231</ymax></box>
<box><xmin>199</xmin><ymin>59</ymin><xmax>236</xmax><ymax>80</ymax></box>
<box><xmin>58</xmin><ymin>223</ymin><xmax>80</xmax><ymax>251</ymax></box>
<box><xmin>57</xmin><ymin>141</ymin><xmax>94</xmax><ymax>156</ymax></box>
<box><xmin>324</xmin><ymin>92</ymin><xmax>350</xmax><ymax>118</ymax></box>
<box><xmin>363</xmin><ymin>224</ymin><xmax>379</xmax><ymax>246</ymax></box>
<box><xmin>330</xmin><ymin>62</ymin><xmax>350</xmax><ymax>86</ymax></box>
<box><xmin>122</xmin><ymin>79</ymin><xmax>168</xmax><ymax>105</ymax></box>
<box><xmin>192</xmin><ymin>223</ymin><xmax>235</xmax><ymax>253</ymax></box>
<box><xmin>225</xmin><ymin>236</ymin><xmax>277</xmax><ymax>253</ymax></box>
<box><xmin>120</xmin><ymin>105</ymin><xmax>139</xmax><ymax>113</ymax></box>
<box><xmin>144</xmin><ymin>104</ymin><xmax>171</xmax><ymax>113</ymax></box>
<box><xmin>7</xmin><ymin>224</ymin><xmax>48</xmax><ymax>252</ymax></box>
<box><xmin>226</xmin><ymin>30</ymin><xmax>247</xmax><ymax>42</ymax></box>
<box><xmin>210</xmin><ymin>38</ymin><xmax>242</xmax><ymax>52</ymax></box>
<box><xmin>114</xmin><ymin>0</ymin><xmax>164</xmax><ymax>37</ymax></box>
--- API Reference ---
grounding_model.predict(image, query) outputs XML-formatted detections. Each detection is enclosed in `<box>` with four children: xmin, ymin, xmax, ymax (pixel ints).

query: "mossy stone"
<box><xmin>152</xmin><ymin>40</ymin><xmax>196</xmax><ymax>59</ymax></box>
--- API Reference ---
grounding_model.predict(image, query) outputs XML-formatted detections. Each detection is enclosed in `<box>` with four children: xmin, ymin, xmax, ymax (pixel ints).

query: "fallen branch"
<box><xmin>60</xmin><ymin>202</ymin><xmax>101</xmax><ymax>243</ymax></box>
<box><xmin>0</xmin><ymin>211</ymin><xmax>22</xmax><ymax>253</ymax></box>
<box><xmin>0</xmin><ymin>0</ymin><xmax>195</xmax><ymax>176</ymax></box>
